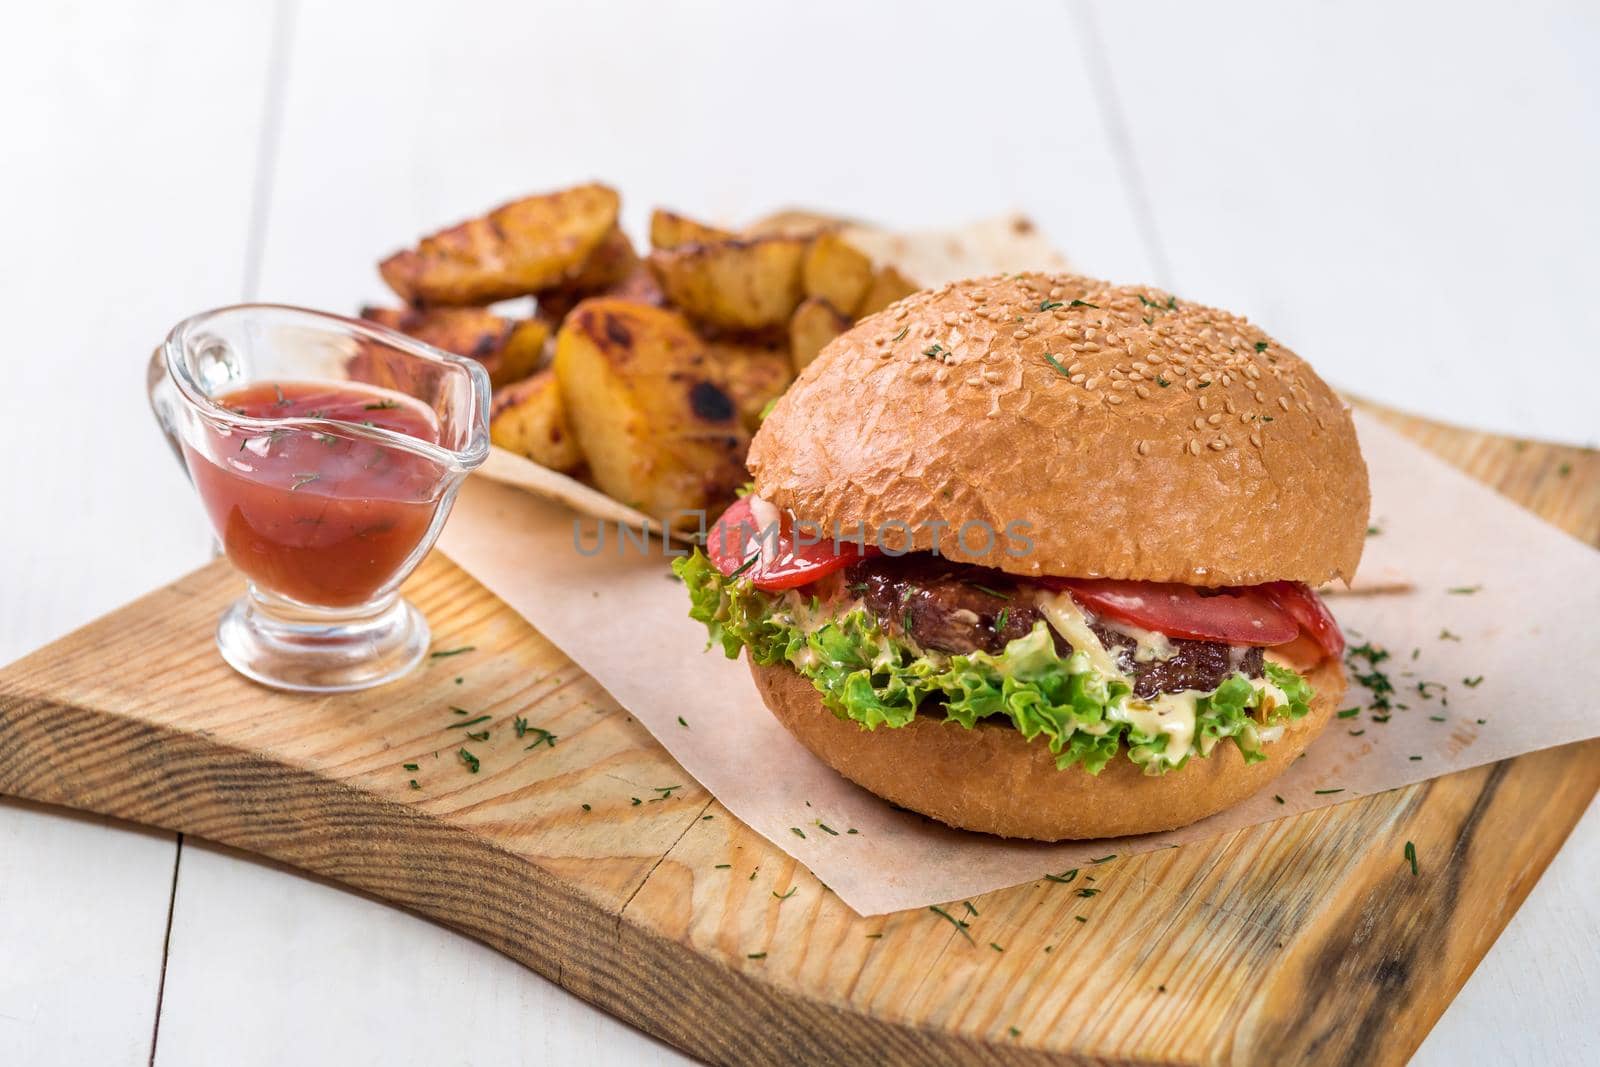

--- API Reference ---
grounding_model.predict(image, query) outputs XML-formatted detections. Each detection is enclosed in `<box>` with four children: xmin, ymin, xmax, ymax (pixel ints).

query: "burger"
<box><xmin>674</xmin><ymin>272</ymin><xmax>1368</xmax><ymax>840</ymax></box>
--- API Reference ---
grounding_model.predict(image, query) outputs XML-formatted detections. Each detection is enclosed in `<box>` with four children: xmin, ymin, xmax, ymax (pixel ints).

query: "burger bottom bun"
<box><xmin>750</xmin><ymin>657</ymin><xmax>1345</xmax><ymax>841</ymax></box>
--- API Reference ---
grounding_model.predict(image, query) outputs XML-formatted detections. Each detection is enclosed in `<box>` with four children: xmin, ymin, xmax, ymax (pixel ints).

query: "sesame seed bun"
<box><xmin>751</xmin><ymin>656</ymin><xmax>1344</xmax><ymax>840</ymax></box>
<box><xmin>747</xmin><ymin>272</ymin><xmax>1369</xmax><ymax>586</ymax></box>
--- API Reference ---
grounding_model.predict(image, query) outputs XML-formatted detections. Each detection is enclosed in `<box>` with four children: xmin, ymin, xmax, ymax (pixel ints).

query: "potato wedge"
<box><xmin>379</xmin><ymin>183</ymin><xmax>620</xmax><ymax>305</ymax></box>
<box><xmin>560</xmin><ymin>225</ymin><xmax>638</xmax><ymax>292</ymax></box>
<box><xmin>743</xmin><ymin>210</ymin><xmax>846</xmax><ymax>238</ymax></box>
<box><xmin>489</xmin><ymin>369</ymin><xmax>583</xmax><ymax>473</ymax></box>
<box><xmin>788</xmin><ymin>296</ymin><xmax>853</xmax><ymax>373</ymax></box>
<box><xmin>360</xmin><ymin>306</ymin><xmax>548</xmax><ymax>388</ymax></box>
<box><xmin>802</xmin><ymin>232</ymin><xmax>873</xmax><ymax>316</ymax></box>
<box><xmin>497</xmin><ymin>320</ymin><xmax>551</xmax><ymax>383</ymax></box>
<box><xmin>708</xmin><ymin>340</ymin><xmax>794</xmax><ymax>432</ymax></box>
<box><xmin>603</xmin><ymin>263</ymin><xmax>667</xmax><ymax>307</ymax></box>
<box><xmin>553</xmin><ymin>299</ymin><xmax>748</xmax><ymax>525</ymax></box>
<box><xmin>855</xmin><ymin>264</ymin><xmax>921</xmax><ymax>318</ymax></box>
<box><xmin>647</xmin><ymin>236</ymin><xmax>807</xmax><ymax>331</ymax></box>
<box><xmin>649</xmin><ymin>208</ymin><xmax>734</xmax><ymax>250</ymax></box>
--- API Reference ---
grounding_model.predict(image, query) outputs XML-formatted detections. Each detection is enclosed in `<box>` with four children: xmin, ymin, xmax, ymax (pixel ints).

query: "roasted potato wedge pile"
<box><xmin>364</xmin><ymin>185</ymin><xmax>920</xmax><ymax>522</ymax></box>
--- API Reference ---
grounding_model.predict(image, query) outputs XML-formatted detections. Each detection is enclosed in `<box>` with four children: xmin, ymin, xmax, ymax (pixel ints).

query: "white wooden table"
<box><xmin>3</xmin><ymin>2</ymin><xmax>1595</xmax><ymax>1063</ymax></box>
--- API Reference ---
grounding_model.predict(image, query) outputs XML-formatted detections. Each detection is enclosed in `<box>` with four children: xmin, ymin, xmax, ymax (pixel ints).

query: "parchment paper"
<box><xmin>438</xmin><ymin>411</ymin><xmax>1600</xmax><ymax>915</ymax></box>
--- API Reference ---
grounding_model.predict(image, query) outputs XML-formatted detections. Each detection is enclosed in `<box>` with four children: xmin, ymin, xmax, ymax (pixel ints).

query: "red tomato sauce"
<box><xmin>184</xmin><ymin>381</ymin><xmax>445</xmax><ymax>607</ymax></box>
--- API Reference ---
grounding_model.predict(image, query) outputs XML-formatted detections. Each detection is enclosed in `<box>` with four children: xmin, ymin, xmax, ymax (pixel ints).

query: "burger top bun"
<box><xmin>748</xmin><ymin>272</ymin><xmax>1369</xmax><ymax>587</ymax></box>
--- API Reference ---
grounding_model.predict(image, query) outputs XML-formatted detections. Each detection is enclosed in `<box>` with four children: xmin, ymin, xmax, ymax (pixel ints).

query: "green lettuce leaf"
<box><xmin>674</xmin><ymin>550</ymin><xmax>1314</xmax><ymax>776</ymax></box>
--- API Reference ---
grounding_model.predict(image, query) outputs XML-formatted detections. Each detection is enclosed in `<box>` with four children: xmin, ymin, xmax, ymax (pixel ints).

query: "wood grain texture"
<box><xmin>0</xmin><ymin>409</ymin><xmax>1594</xmax><ymax>1067</ymax></box>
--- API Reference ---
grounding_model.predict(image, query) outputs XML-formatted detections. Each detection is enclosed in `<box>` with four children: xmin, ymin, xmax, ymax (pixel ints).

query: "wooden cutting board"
<box><xmin>1</xmin><ymin>405</ymin><xmax>1595</xmax><ymax>1067</ymax></box>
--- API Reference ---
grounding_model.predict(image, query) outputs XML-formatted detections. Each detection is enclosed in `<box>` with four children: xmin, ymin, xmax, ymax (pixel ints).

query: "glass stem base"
<box><xmin>216</xmin><ymin>586</ymin><xmax>429</xmax><ymax>693</ymax></box>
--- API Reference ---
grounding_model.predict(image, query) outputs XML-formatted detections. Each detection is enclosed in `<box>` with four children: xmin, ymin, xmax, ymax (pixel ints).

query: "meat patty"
<box><xmin>1092</xmin><ymin>625</ymin><xmax>1264</xmax><ymax>699</ymax></box>
<box><xmin>847</xmin><ymin>555</ymin><xmax>1039</xmax><ymax>655</ymax></box>
<box><xmin>845</xmin><ymin>554</ymin><xmax>1266</xmax><ymax>697</ymax></box>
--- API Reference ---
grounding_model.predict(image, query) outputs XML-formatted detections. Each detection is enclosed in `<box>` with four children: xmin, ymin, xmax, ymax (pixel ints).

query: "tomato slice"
<box><xmin>704</xmin><ymin>497</ymin><xmax>874</xmax><ymax>591</ymax></box>
<box><xmin>704</xmin><ymin>497</ymin><xmax>760</xmax><ymax>577</ymax></box>
<box><xmin>1260</xmin><ymin>581</ymin><xmax>1345</xmax><ymax>658</ymax></box>
<box><xmin>1047</xmin><ymin>578</ymin><xmax>1301</xmax><ymax>646</ymax></box>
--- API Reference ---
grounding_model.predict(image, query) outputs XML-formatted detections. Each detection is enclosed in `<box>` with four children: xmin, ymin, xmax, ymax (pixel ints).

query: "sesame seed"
<box><xmin>1012</xmin><ymin>329</ymin><xmax>1029</xmax><ymax>340</ymax></box>
<box><xmin>1278</xmin><ymin>396</ymin><xmax>1291</xmax><ymax>411</ymax></box>
<box><xmin>1135</xmin><ymin>384</ymin><xmax>1151</xmax><ymax>399</ymax></box>
<box><xmin>1069</xmin><ymin>373</ymin><xmax>1086</xmax><ymax>384</ymax></box>
<box><xmin>1207</xmin><ymin>413</ymin><xmax>1224</xmax><ymax>426</ymax></box>
<box><xmin>1209</xmin><ymin>438</ymin><xmax>1226</xmax><ymax>450</ymax></box>
<box><xmin>1188</xmin><ymin>439</ymin><xmax>1202</xmax><ymax>456</ymax></box>
<box><xmin>1107</xmin><ymin>394</ymin><xmax>1124</xmax><ymax>405</ymax></box>
<box><xmin>1083</xmin><ymin>378</ymin><xmax>1099</xmax><ymax>391</ymax></box>
<box><xmin>1197</xmin><ymin>394</ymin><xmax>1210</xmax><ymax>411</ymax></box>
<box><xmin>1137</xmin><ymin>440</ymin><xmax>1150</xmax><ymax>456</ymax></box>
<box><xmin>1067</xmin><ymin>361</ymin><xmax>1084</xmax><ymax>374</ymax></box>
<box><xmin>1111</xmin><ymin>379</ymin><xmax>1130</xmax><ymax>391</ymax></box>
<box><xmin>1250</xmin><ymin>431</ymin><xmax>1263</xmax><ymax>447</ymax></box>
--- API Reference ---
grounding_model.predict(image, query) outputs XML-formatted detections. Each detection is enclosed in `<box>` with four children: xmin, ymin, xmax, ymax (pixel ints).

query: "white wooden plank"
<box><xmin>1413</xmin><ymin>799</ymin><xmax>1600</xmax><ymax>1067</ymax></box>
<box><xmin>0</xmin><ymin>800</ymin><xmax>177</xmax><ymax>1066</ymax></box>
<box><xmin>152</xmin><ymin>840</ymin><xmax>694</xmax><ymax>1067</ymax></box>
<box><xmin>0</xmin><ymin>0</ymin><xmax>275</xmax><ymax>661</ymax></box>
<box><xmin>0</xmin><ymin>3</ymin><xmax>279</xmax><ymax>1065</ymax></box>
<box><xmin>252</xmin><ymin>0</ymin><xmax>1155</xmax><ymax>315</ymax></box>
<box><xmin>1084</xmin><ymin>0</ymin><xmax>1599</xmax><ymax>445</ymax></box>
